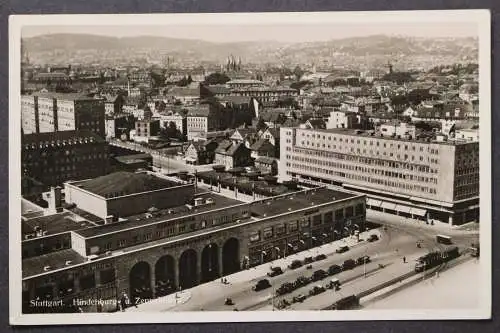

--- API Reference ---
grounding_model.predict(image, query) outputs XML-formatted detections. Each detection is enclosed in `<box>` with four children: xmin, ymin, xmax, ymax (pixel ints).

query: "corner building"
<box><xmin>279</xmin><ymin>127</ymin><xmax>479</xmax><ymax>226</ymax></box>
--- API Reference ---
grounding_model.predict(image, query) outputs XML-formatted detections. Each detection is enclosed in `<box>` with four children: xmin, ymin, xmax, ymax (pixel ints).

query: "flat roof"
<box><xmin>250</xmin><ymin>187</ymin><xmax>357</xmax><ymax>218</ymax></box>
<box><xmin>292</xmin><ymin>127</ymin><xmax>477</xmax><ymax>146</ymax></box>
<box><xmin>22</xmin><ymin>211</ymin><xmax>96</xmax><ymax>238</ymax></box>
<box><xmin>74</xmin><ymin>172</ymin><xmax>181</xmax><ymax>198</ymax></box>
<box><xmin>22</xmin><ymin>249</ymin><xmax>86</xmax><ymax>278</ymax></box>
<box><xmin>74</xmin><ymin>192</ymin><xmax>244</xmax><ymax>238</ymax></box>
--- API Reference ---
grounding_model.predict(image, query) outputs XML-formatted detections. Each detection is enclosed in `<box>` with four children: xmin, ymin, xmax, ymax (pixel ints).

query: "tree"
<box><xmin>203</xmin><ymin>73</ymin><xmax>230</xmax><ymax>85</ymax></box>
<box><xmin>293</xmin><ymin>66</ymin><xmax>304</xmax><ymax>81</ymax></box>
<box><xmin>155</xmin><ymin>100</ymin><xmax>167</xmax><ymax>113</ymax></box>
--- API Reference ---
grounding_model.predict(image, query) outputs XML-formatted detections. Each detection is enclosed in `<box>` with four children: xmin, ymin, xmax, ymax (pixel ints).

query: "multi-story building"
<box><xmin>134</xmin><ymin>119</ymin><xmax>160</xmax><ymax>143</ymax></box>
<box><xmin>159</xmin><ymin>113</ymin><xmax>187</xmax><ymax>136</ymax></box>
<box><xmin>186</xmin><ymin>105</ymin><xmax>223</xmax><ymax>141</ymax></box>
<box><xmin>231</xmin><ymin>86</ymin><xmax>299</xmax><ymax>103</ymax></box>
<box><xmin>21</xmin><ymin>182</ymin><xmax>365</xmax><ymax>313</ymax></box>
<box><xmin>21</xmin><ymin>93</ymin><xmax>106</xmax><ymax>137</ymax></box>
<box><xmin>280</xmin><ymin>127</ymin><xmax>479</xmax><ymax>226</ymax></box>
<box><xmin>22</xmin><ymin>130</ymin><xmax>109</xmax><ymax>187</ymax></box>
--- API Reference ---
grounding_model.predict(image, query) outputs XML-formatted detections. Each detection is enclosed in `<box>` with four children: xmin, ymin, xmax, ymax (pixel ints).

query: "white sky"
<box><xmin>21</xmin><ymin>22</ymin><xmax>478</xmax><ymax>43</ymax></box>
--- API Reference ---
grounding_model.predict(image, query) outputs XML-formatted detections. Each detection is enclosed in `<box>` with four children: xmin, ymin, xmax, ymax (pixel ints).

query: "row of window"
<box><xmin>288</xmin><ymin>155</ymin><xmax>438</xmax><ymax>184</ymax></box>
<box><xmin>289</xmin><ymin>163</ymin><xmax>438</xmax><ymax>195</ymax></box>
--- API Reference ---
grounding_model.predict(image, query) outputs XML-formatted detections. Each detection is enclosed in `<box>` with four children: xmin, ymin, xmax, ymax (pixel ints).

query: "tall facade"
<box><xmin>279</xmin><ymin>127</ymin><xmax>479</xmax><ymax>226</ymax></box>
<box><xmin>21</xmin><ymin>93</ymin><xmax>106</xmax><ymax>137</ymax></box>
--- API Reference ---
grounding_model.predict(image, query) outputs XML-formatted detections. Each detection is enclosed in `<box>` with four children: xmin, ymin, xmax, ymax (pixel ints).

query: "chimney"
<box><xmin>46</xmin><ymin>186</ymin><xmax>62</xmax><ymax>214</ymax></box>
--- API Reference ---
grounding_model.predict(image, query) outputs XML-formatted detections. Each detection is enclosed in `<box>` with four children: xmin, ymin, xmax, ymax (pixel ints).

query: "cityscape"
<box><xmin>16</xmin><ymin>17</ymin><xmax>483</xmax><ymax>317</ymax></box>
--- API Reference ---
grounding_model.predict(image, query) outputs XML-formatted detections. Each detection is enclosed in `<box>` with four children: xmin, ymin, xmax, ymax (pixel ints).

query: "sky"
<box><xmin>21</xmin><ymin>22</ymin><xmax>478</xmax><ymax>43</ymax></box>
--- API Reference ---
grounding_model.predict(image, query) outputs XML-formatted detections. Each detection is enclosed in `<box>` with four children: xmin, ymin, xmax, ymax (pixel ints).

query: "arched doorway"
<box><xmin>201</xmin><ymin>243</ymin><xmax>220</xmax><ymax>283</ymax></box>
<box><xmin>178</xmin><ymin>249</ymin><xmax>198</xmax><ymax>289</ymax></box>
<box><xmin>155</xmin><ymin>255</ymin><xmax>176</xmax><ymax>297</ymax></box>
<box><xmin>222</xmin><ymin>237</ymin><xmax>240</xmax><ymax>275</ymax></box>
<box><xmin>129</xmin><ymin>261</ymin><xmax>152</xmax><ymax>302</ymax></box>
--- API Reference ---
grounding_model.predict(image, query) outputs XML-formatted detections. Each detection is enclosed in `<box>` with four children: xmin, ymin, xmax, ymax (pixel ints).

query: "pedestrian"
<box><xmin>403</xmin><ymin>256</ymin><xmax>406</xmax><ymax>263</ymax></box>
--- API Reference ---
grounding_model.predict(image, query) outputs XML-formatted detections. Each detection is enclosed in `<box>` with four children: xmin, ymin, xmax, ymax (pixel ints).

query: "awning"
<box><xmin>396</xmin><ymin>204</ymin><xmax>412</xmax><ymax>214</ymax></box>
<box><xmin>410</xmin><ymin>208</ymin><xmax>427</xmax><ymax>216</ymax></box>
<box><xmin>380</xmin><ymin>202</ymin><xmax>397</xmax><ymax>210</ymax></box>
<box><xmin>367</xmin><ymin>198</ymin><xmax>382</xmax><ymax>207</ymax></box>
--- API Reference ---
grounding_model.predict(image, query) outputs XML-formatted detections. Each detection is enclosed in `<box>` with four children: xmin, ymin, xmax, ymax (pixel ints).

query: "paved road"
<box><xmin>146</xmin><ymin>227</ymin><xmax>428</xmax><ymax>312</ymax></box>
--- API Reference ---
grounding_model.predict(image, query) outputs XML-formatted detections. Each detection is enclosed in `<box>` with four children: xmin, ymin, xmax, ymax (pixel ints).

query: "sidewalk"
<box><xmin>226</xmin><ymin>229</ymin><xmax>383</xmax><ymax>285</ymax></box>
<box><xmin>367</xmin><ymin>210</ymin><xmax>479</xmax><ymax>236</ymax></box>
<box><xmin>362</xmin><ymin>258</ymin><xmax>480</xmax><ymax>310</ymax></box>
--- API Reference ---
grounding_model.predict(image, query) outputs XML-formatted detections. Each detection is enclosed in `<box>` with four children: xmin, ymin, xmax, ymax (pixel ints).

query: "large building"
<box><xmin>21</xmin><ymin>180</ymin><xmax>365</xmax><ymax>313</ymax></box>
<box><xmin>22</xmin><ymin>130</ymin><xmax>109</xmax><ymax>188</ymax></box>
<box><xmin>21</xmin><ymin>93</ymin><xmax>106</xmax><ymax>137</ymax></box>
<box><xmin>279</xmin><ymin>127</ymin><xmax>479</xmax><ymax>226</ymax></box>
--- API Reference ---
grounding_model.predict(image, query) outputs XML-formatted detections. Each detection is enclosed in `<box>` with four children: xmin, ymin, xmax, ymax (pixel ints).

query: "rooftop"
<box><xmin>73</xmin><ymin>192</ymin><xmax>243</xmax><ymax>238</ymax></box>
<box><xmin>249</xmin><ymin>187</ymin><xmax>356</xmax><ymax>219</ymax></box>
<box><xmin>22</xmin><ymin>211</ymin><xmax>96</xmax><ymax>239</ymax></box>
<box><xmin>292</xmin><ymin>127</ymin><xmax>478</xmax><ymax>146</ymax></box>
<box><xmin>22</xmin><ymin>130</ymin><xmax>105</xmax><ymax>148</ymax></box>
<box><xmin>74</xmin><ymin>172</ymin><xmax>180</xmax><ymax>198</ymax></box>
<box><xmin>32</xmin><ymin>92</ymin><xmax>100</xmax><ymax>102</ymax></box>
<box><xmin>22</xmin><ymin>249</ymin><xmax>86</xmax><ymax>278</ymax></box>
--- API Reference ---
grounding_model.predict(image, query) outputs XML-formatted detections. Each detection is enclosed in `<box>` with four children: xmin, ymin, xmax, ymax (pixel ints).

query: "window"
<box><xmin>355</xmin><ymin>203</ymin><xmax>365</xmax><ymax>216</ymax></box>
<box><xmin>312</xmin><ymin>215</ymin><xmax>322</xmax><ymax>226</ymax></box>
<box><xmin>263</xmin><ymin>227</ymin><xmax>274</xmax><ymax>239</ymax></box>
<box><xmin>250</xmin><ymin>231</ymin><xmax>260</xmax><ymax>242</ymax></box>
<box><xmin>275</xmin><ymin>224</ymin><xmax>286</xmax><ymax>235</ymax></box>
<box><xmin>288</xmin><ymin>221</ymin><xmax>298</xmax><ymax>232</ymax></box>
<box><xmin>144</xmin><ymin>233</ymin><xmax>152</xmax><ymax>241</ymax></box>
<box><xmin>300</xmin><ymin>218</ymin><xmax>310</xmax><ymax>228</ymax></box>
<box><xmin>335</xmin><ymin>209</ymin><xmax>344</xmax><ymax>220</ymax></box>
<box><xmin>117</xmin><ymin>239</ymin><xmax>126</xmax><ymax>248</ymax></box>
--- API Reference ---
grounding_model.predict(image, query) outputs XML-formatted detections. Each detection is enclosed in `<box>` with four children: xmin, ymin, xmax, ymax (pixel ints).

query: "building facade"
<box><xmin>22</xmin><ymin>130</ymin><xmax>109</xmax><ymax>187</ymax></box>
<box><xmin>21</xmin><ymin>93</ymin><xmax>106</xmax><ymax>137</ymax></box>
<box><xmin>279</xmin><ymin>127</ymin><xmax>479</xmax><ymax>226</ymax></box>
<box><xmin>21</xmin><ymin>186</ymin><xmax>365</xmax><ymax>313</ymax></box>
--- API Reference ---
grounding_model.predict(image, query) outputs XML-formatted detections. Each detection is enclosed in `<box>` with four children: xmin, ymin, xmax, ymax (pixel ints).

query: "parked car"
<box><xmin>356</xmin><ymin>255</ymin><xmax>371</xmax><ymax>265</ymax></box>
<box><xmin>328</xmin><ymin>264</ymin><xmax>342</xmax><ymax>276</ymax></box>
<box><xmin>342</xmin><ymin>259</ymin><xmax>356</xmax><ymax>271</ymax></box>
<box><xmin>367</xmin><ymin>234</ymin><xmax>379</xmax><ymax>242</ymax></box>
<box><xmin>253</xmin><ymin>279</ymin><xmax>271</xmax><ymax>291</ymax></box>
<box><xmin>288</xmin><ymin>260</ymin><xmax>303</xmax><ymax>269</ymax></box>
<box><xmin>276</xmin><ymin>282</ymin><xmax>295</xmax><ymax>295</ymax></box>
<box><xmin>326</xmin><ymin>278</ymin><xmax>341</xmax><ymax>290</ymax></box>
<box><xmin>267</xmin><ymin>266</ymin><xmax>284</xmax><ymax>277</ymax></box>
<box><xmin>304</xmin><ymin>256</ymin><xmax>314</xmax><ymax>264</ymax></box>
<box><xmin>311</xmin><ymin>269</ymin><xmax>328</xmax><ymax>281</ymax></box>
<box><xmin>292</xmin><ymin>294</ymin><xmax>307</xmax><ymax>303</ymax></box>
<box><xmin>309</xmin><ymin>285</ymin><xmax>326</xmax><ymax>296</ymax></box>
<box><xmin>336</xmin><ymin>245</ymin><xmax>350</xmax><ymax>253</ymax></box>
<box><xmin>315</xmin><ymin>254</ymin><xmax>327</xmax><ymax>261</ymax></box>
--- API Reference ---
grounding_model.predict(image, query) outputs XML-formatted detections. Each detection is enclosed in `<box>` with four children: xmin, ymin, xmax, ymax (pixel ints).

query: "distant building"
<box><xmin>379</xmin><ymin>122</ymin><xmax>417</xmax><ymax>139</ymax></box>
<box><xmin>134</xmin><ymin>119</ymin><xmax>160</xmax><ymax>143</ymax></box>
<box><xmin>326</xmin><ymin>110</ymin><xmax>358</xmax><ymax>129</ymax></box>
<box><xmin>22</xmin><ymin>130</ymin><xmax>109</xmax><ymax>187</ymax></box>
<box><xmin>250</xmin><ymin>139</ymin><xmax>275</xmax><ymax>159</ymax></box>
<box><xmin>105</xmin><ymin>114</ymin><xmax>135</xmax><ymax>140</ymax></box>
<box><xmin>184</xmin><ymin>140</ymin><xmax>219</xmax><ymax>165</ymax></box>
<box><xmin>159</xmin><ymin>113</ymin><xmax>187</xmax><ymax>136</ymax></box>
<box><xmin>254</xmin><ymin>156</ymin><xmax>278</xmax><ymax>176</ymax></box>
<box><xmin>186</xmin><ymin>104</ymin><xmax>223</xmax><ymax>141</ymax></box>
<box><xmin>165</xmin><ymin>86</ymin><xmax>200</xmax><ymax>105</ymax></box>
<box><xmin>214</xmin><ymin>141</ymin><xmax>252</xmax><ymax>169</ymax></box>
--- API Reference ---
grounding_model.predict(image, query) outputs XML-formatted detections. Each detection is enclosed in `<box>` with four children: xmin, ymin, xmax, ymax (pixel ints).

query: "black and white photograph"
<box><xmin>8</xmin><ymin>10</ymin><xmax>491</xmax><ymax>325</ymax></box>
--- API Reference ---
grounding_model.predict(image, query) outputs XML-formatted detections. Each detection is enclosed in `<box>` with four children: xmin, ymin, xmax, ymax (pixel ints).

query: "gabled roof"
<box><xmin>215</xmin><ymin>141</ymin><xmax>248</xmax><ymax>156</ymax></box>
<box><xmin>263</xmin><ymin>128</ymin><xmax>280</xmax><ymax>138</ymax></box>
<box><xmin>306</xmin><ymin>118</ymin><xmax>326</xmax><ymax>129</ymax></box>
<box><xmin>250</xmin><ymin>138</ymin><xmax>274</xmax><ymax>151</ymax></box>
